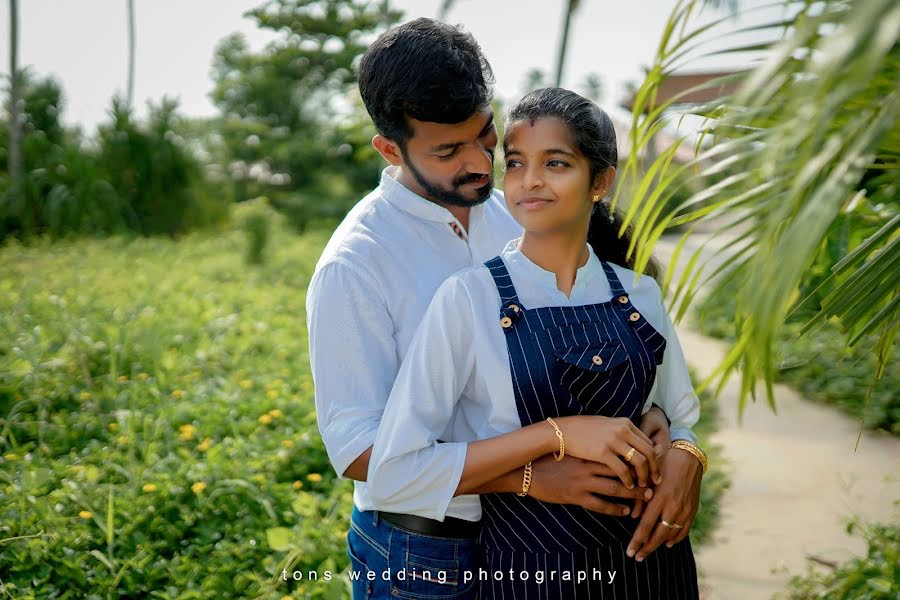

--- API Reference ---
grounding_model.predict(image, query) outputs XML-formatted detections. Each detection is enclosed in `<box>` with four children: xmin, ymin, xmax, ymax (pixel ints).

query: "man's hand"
<box><xmin>526</xmin><ymin>454</ymin><xmax>652</xmax><ymax>516</ymax></box>
<box><xmin>630</xmin><ymin>406</ymin><xmax>671</xmax><ymax>517</ymax></box>
<box><xmin>640</xmin><ymin>405</ymin><xmax>671</xmax><ymax>458</ymax></box>
<box><xmin>626</xmin><ymin>448</ymin><xmax>702</xmax><ymax>562</ymax></box>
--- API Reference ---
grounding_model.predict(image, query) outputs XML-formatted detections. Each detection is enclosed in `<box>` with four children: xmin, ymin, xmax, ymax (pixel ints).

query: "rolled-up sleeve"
<box><xmin>644</xmin><ymin>285</ymin><xmax>700</xmax><ymax>444</ymax></box>
<box><xmin>369</xmin><ymin>275</ymin><xmax>475</xmax><ymax>521</ymax></box>
<box><xmin>306</xmin><ymin>260</ymin><xmax>397</xmax><ymax>479</ymax></box>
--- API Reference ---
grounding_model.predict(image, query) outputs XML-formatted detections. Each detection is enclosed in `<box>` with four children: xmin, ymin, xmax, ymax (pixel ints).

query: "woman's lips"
<box><xmin>517</xmin><ymin>197</ymin><xmax>552</xmax><ymax>210</ymax></box>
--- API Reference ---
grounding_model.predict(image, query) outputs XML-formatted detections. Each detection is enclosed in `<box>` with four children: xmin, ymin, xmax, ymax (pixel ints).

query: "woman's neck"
<box><xmin>518</xmin><ymin>230</ymin><xmax>590</xmax><ymax>298</ymax></box>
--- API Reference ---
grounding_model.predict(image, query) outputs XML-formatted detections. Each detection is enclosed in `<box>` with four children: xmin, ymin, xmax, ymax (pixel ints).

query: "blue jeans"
<box><xmin>347</xmin><ymin>506</ymin><xmax>479</xmax><ymax>599</ymax></box>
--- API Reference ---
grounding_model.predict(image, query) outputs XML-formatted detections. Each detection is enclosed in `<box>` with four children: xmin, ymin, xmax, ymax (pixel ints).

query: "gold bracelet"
<box><xmin>670</xmin><ymin>440</ymin><xmax>708</xmax><ymax>475</ymax></box>
<box><xmin>546</xmin><ymin>417</ymin><xmax>565</xmax><ymax>462</ymax></box>
<box><xmin>516</xmin><ymin>461</ymin><xmax>533</xmax><ymax>497</ymax></box>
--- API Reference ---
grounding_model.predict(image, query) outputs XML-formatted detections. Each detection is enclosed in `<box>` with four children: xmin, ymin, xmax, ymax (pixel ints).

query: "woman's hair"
<box><xmin>506</xmin><ymin>88</ymin><xmax>659</xmax><ymax>279</ymax></box>
<box><xmin>357</xmin><ymin>18</ymin><xmax>494</xmax><ymax>149</ymax></box>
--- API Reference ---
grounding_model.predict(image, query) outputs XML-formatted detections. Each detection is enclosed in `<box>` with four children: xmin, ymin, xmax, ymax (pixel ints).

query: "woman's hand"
<box><xmin>555</xmin><ymin>416</ymin><xmax>661</xmax><ymax>489</ymax></box>
<box><xmin>626</xmin><ymin>447</ymin><xmax>703</xmax><ymax>562</ymax></box>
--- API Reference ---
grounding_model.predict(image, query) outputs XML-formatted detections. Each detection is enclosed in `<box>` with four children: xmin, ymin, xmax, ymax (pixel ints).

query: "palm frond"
<box><xmin>615</xmin><ymin>0</ymin><xmax>900</xmax><ymax>413</ymax></box>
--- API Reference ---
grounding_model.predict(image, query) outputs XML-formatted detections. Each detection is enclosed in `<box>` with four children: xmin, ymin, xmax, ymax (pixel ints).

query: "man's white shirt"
<box><xmin>306</xmin><ymin>166</ymin><xmax>522</xmax><ymax>512</ymax></box>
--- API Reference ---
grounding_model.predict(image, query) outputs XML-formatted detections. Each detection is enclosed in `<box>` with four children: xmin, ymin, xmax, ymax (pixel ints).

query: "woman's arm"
<box><xmin>369</xmin><ymin>273</ymin><xmax>659</xmax><ymax>520</ymax></box>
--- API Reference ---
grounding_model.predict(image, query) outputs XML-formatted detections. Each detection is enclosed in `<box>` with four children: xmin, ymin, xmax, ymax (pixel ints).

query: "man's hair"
<box><xmin>357</xmin><ymin>18</ymin><xmax>494</xmax><ymax>147</ymax></box>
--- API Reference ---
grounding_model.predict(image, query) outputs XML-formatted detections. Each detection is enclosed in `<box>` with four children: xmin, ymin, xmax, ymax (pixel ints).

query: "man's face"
<box><xmin>399</xmin><ymin>108</ymin><xmax>497</xmax><ymax>207</ymax></box>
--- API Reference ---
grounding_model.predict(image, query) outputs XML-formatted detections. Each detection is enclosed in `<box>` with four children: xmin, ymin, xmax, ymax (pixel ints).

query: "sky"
<box><xmin>0</xmin><ymin>1</ymin><xmax>786</xmax><ymax>132</ymax></box>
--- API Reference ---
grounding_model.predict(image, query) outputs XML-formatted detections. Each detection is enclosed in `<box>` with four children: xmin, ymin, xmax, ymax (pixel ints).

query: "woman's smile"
<box><xmin>517</xmin><ymin>196</ymin><xmax>554</xmax><ymax>210</ymax></box>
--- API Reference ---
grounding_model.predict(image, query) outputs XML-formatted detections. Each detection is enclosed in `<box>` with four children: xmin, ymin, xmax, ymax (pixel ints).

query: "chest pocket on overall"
<box><xmin>550</xmin><ymin>329</ymin><xmax>630</xmax><ymax>414</ymax></box>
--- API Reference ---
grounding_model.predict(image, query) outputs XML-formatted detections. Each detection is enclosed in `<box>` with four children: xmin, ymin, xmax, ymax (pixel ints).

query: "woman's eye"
<box><xmin>505</xmin><ymin>160</ymin><xmax>522</xmax><ymax>169</ymax></box>
<box><xmin>547</xmin><ymin>159</ymin><xmax>569</xmax><ymax>167</ymax></box>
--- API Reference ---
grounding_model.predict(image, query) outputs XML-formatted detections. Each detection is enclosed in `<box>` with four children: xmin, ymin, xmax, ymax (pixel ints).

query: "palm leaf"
<box><xmin>613</xmin><ymin>0</ymin><xmax>900</xmax><ymax>413</ymax></box>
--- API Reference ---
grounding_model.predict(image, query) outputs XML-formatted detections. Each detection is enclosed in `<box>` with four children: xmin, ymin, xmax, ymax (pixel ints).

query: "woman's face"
<box><xmin>503</xmin><ymin>117</ymin><xmax>602</xmax><ymax>236</ymax></box>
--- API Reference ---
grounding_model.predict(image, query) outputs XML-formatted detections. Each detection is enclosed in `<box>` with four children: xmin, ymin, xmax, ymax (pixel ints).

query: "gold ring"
<box><xmin>624</xmin><ymin>447</ymin><xmax>636</xmax><ymax>462</ymax></box>
<box><xmin>661</xmin><ymin>520</ymin><xmax>683</xmax><ymax>529</ymax></box>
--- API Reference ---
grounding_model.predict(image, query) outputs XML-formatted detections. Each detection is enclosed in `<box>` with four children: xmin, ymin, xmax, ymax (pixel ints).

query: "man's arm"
<box><xmin>306</xmin><ymin>261</ymin><xmax>397</xmax><ymax>481</ymax></box>
<box><xmin>342</xmin><ymin>447</ymin><xmax>371</xmax><ymax>482</ymax></box>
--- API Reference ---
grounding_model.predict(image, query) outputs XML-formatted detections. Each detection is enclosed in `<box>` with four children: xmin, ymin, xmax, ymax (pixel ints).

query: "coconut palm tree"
<box><xmin>127</xmin><ymin>0</ymin><xmax>135</xmax><ymax>108</ymax></box>
<box><xmin>554</xmin><ymin>0</ymin><xmax>580</xmax><ymax>86</ymax></box>
<box><xmin>613</xmin><ymin>0</ymin><xmax>899</xmax><ymax>414</ymax></box>
<box><xmin>7</xmin><ymin>0</ymin><xmax>23</xmax><ymax>210</ymax></box>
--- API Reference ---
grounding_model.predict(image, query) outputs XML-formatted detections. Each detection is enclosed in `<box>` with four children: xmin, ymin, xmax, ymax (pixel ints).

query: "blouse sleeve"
<box><xmin>643</xmin><ymin>281</ymin><xmax>701</xmax><ymax>444</ymax></box>
<box><xmin>368</xmin><ymin>273</ymin><xmax>477</xmax><ymax>521</ymax></box>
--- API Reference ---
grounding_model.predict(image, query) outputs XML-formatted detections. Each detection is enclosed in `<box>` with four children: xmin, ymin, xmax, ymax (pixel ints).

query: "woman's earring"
<box><xmin>593</xmin><ymin>192</ymin><xmax>603</xmax><ymax>202</ymax></box>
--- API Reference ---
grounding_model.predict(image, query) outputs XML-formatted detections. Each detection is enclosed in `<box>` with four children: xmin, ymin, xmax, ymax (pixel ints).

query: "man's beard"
<box><xmin>403</xmin><ymin>151</ymin><xmax>494</xmax><ymax>208</ymax></box>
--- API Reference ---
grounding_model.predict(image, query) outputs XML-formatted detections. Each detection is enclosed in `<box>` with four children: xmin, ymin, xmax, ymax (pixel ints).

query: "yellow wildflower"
<box><xmin>239</xmin><ymin>379</ymin><xmax>253</xmax><ymax>389</ymax></box>
<box><xmin>79</xmin><ymin>511</ymin><xmax>92</xmax><ymax>519</ymax></box>
<box><xmin>258</xmin><ymin>414</ymin><xmax>273</xmax><ymax>425</ymax></box>
<box><xmin>78</xmin><ymin>391</ymin><xmax>92</xmax><ymax>401</ymax></box>
<box><xmin>306</xmin><ymin>473</ymin><xmax>323</xmax><ymax>483</ymax></box>
<box><xmin>196</xmin><ymin>437</ymin><xmax>212</xmax><ymax>452</ymax></box>
<box><xmin>292</xmin><ymin>480</ymin><xmax>303</xmax><ymax>489</ymax></box>
<box><xmin>191</xmin><ymin>482</ymin><xmax>207</xmax><ymax>495</ymax></box>
<box><xmin>268</xmin><ymin>408</ymin><xmax>284</xmax><ymax>419</ymax></box>
<box><xmin>137</xmin><ymin>372</ymin><xmax>150</xmax><ymax>381</ymax></box>
<box><xmin>118</xmin><ymin>375</ymin><xmax>129</xmax><ymax>383</ymax></box>
<box><xmin>266</xmin><ymin>389</ymin><xmax>279</xmax><ymax>400</ymax></box>
<box><xmin>3</xmin><ymin>453</ymin><xmax>18</xmax><ymax>461</ymax></box>
<box><xmin>108</xmin><ymin>422</ymin><xmax>119</xmax><ymax>432</ymax></box>
<box><xmin>116</xmin><ymin>435</ymin><xmax>130</xmax><ymax>445</ymax></box>
<box><xmin>172</xmin><ymin>389</ymin><xmax>184</xmax><ymax>399</ymax></box>
<box><xmin>178</xmin><ymin>424</ymin><xmax>196</xmax><ymax>441</ymax></box>
<box><xmin>142</xmin><ymin>483</ymin><xmax>158</xmax><ymax>493</ymax></box>
<box><xmin>281</xmin><ymin>439</ymin><xmax>295</xmax><ymax>449</ymax></box>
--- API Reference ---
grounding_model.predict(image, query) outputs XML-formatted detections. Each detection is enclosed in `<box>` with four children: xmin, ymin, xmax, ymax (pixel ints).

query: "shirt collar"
<box><xmin>500</xmin><ymin>237</ymin><xmax>603</xmax><ymax>297</ymax></box>
<box><xmin>379</xmin><ymin>166</ymin><xmax>487</xmax><ymax>228</ymax></box>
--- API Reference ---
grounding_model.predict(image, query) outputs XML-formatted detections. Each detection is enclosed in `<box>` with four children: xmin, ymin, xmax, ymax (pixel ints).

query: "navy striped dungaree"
<box><xmin>478</xmin><ymin>256</ymin><xmax>699</xmax><ymax>599</ymax></box>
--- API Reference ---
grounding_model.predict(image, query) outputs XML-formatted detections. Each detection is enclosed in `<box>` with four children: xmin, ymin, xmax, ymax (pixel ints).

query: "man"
<box><xmin>306</xmin><ymin>17</ymin><xmax>698</xmax><ymax>599</ymax></box>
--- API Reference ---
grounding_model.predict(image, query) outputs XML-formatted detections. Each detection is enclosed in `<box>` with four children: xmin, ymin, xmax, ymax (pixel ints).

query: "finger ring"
<box><xmin>661</xmin><ymin>520</ymin><xmax>683</xmax><ymax>529</ymax></box>
<box><xmin>624</xmin><ymin>447</ymin><xmax>636</xmax><ymax>462</ymax></box>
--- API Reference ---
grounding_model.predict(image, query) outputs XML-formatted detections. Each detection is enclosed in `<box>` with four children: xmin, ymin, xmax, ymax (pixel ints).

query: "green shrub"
<box><xmin>689</xmin><ymin>373</ymin><xmax>730</xmax><ymax>547</ymax></box>
<box><xmin>783</xmin><ymin>518</ymin><xmax>899</xmax><ymax>599</ymax></box>
<box><xmin>0</xmin><ymin>221</ymin><xmax>343</xmax><ymax>598</ymax></box>
<box><xmin>696</xmin><ymin>291</ymin><xmax>900</xmax><ymax>434</ymax></box>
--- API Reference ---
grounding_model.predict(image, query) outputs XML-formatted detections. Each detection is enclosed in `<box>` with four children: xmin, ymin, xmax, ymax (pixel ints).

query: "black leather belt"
<box><xmin>378</xmin><ymin>511</ymin><xmax>480</xmax><ymax>539</ymax></box>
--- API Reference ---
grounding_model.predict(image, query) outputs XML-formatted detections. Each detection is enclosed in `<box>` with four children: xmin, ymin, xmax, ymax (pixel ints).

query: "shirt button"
<box><xmin>509</xmin><ymin>304</ymin><xmax>520</xmax><ymax>313</ymax></box>
<box><xmin>629</xmin><ymin>312</ymin><xmax>641</xmax><ymax>322</ymax></box>
<box><xmin>618</xmin><ymin>295</ymin><xmax>629</xmax><ymax>304</ymax></box>
<box><xmin>592</xmin><ymin>355</ymin><xmax>603</xmax><ymax>365</ymax></box>
<box><xmin>391</xmin><ymin>588</ymin><xmax>400</xmax><ymax>596</ymax></box>
<box><xmin>500</xmin><ymin>317</ymin><xmax>513</xmax><ymax>328</ymax></box>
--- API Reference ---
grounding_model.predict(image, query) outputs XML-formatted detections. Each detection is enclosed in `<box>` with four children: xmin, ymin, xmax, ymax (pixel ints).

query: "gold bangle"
<box><xmin>670</xmin><ymin>440</ymin><xmax>708</xmax><ymax>475</ymax></box>
<box><xmin>546</xmin><ymin>417</ymin><xmax>565</xmax><ymax>462</ymax></box>
<box><xmin>516</xmin><ymin>461</ymin><xmax>533</xmax><ymax>497</ymax></box>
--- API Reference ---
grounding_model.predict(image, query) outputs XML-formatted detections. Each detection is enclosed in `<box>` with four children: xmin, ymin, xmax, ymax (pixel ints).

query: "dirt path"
<box><xmin>655</xmin><ymin>234</ymin><xmax>900</xmax><ymax>599</ymax></box>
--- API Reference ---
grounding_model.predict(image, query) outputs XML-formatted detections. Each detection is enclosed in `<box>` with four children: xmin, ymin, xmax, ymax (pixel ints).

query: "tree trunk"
<box><xmin>127</xmin><ymin>0</ymin><xmax>135</xmax><ymax>108</ymax></box>
<box><xmin>554</xmin><ymin>0</ymin><xmax>579</xmax><ymax>87</ymax></box>
<box><xmin>8</xmin><ymin>0</ymin><xmax>23</xmax><ymax>216</ymax></box>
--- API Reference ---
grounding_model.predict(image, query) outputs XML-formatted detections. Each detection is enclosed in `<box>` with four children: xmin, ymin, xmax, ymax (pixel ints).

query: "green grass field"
<box><xmin>0</xmin><ymin>206</ymin><xmax>724</xmax><ymax>598</ymax></box>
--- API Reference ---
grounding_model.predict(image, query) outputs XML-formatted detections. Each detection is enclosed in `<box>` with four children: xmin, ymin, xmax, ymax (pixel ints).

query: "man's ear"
<box><xmin>372</xmin><ymin>134</ymin><xmax>403</xmax><ymax>166</ymax></box>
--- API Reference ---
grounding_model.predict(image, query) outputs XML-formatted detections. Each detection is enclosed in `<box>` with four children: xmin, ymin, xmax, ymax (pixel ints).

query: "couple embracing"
<box><xmin>307</xmin><ymin>17</ymin><xmax>706</xmax><ymax>600</ymax></box>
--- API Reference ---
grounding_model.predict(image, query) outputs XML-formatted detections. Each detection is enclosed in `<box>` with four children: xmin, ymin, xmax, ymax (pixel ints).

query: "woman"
<box><xmin>370</xmin><ymin>88</ymin><xmax>705</xmax><ymax>598</ymax></box>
